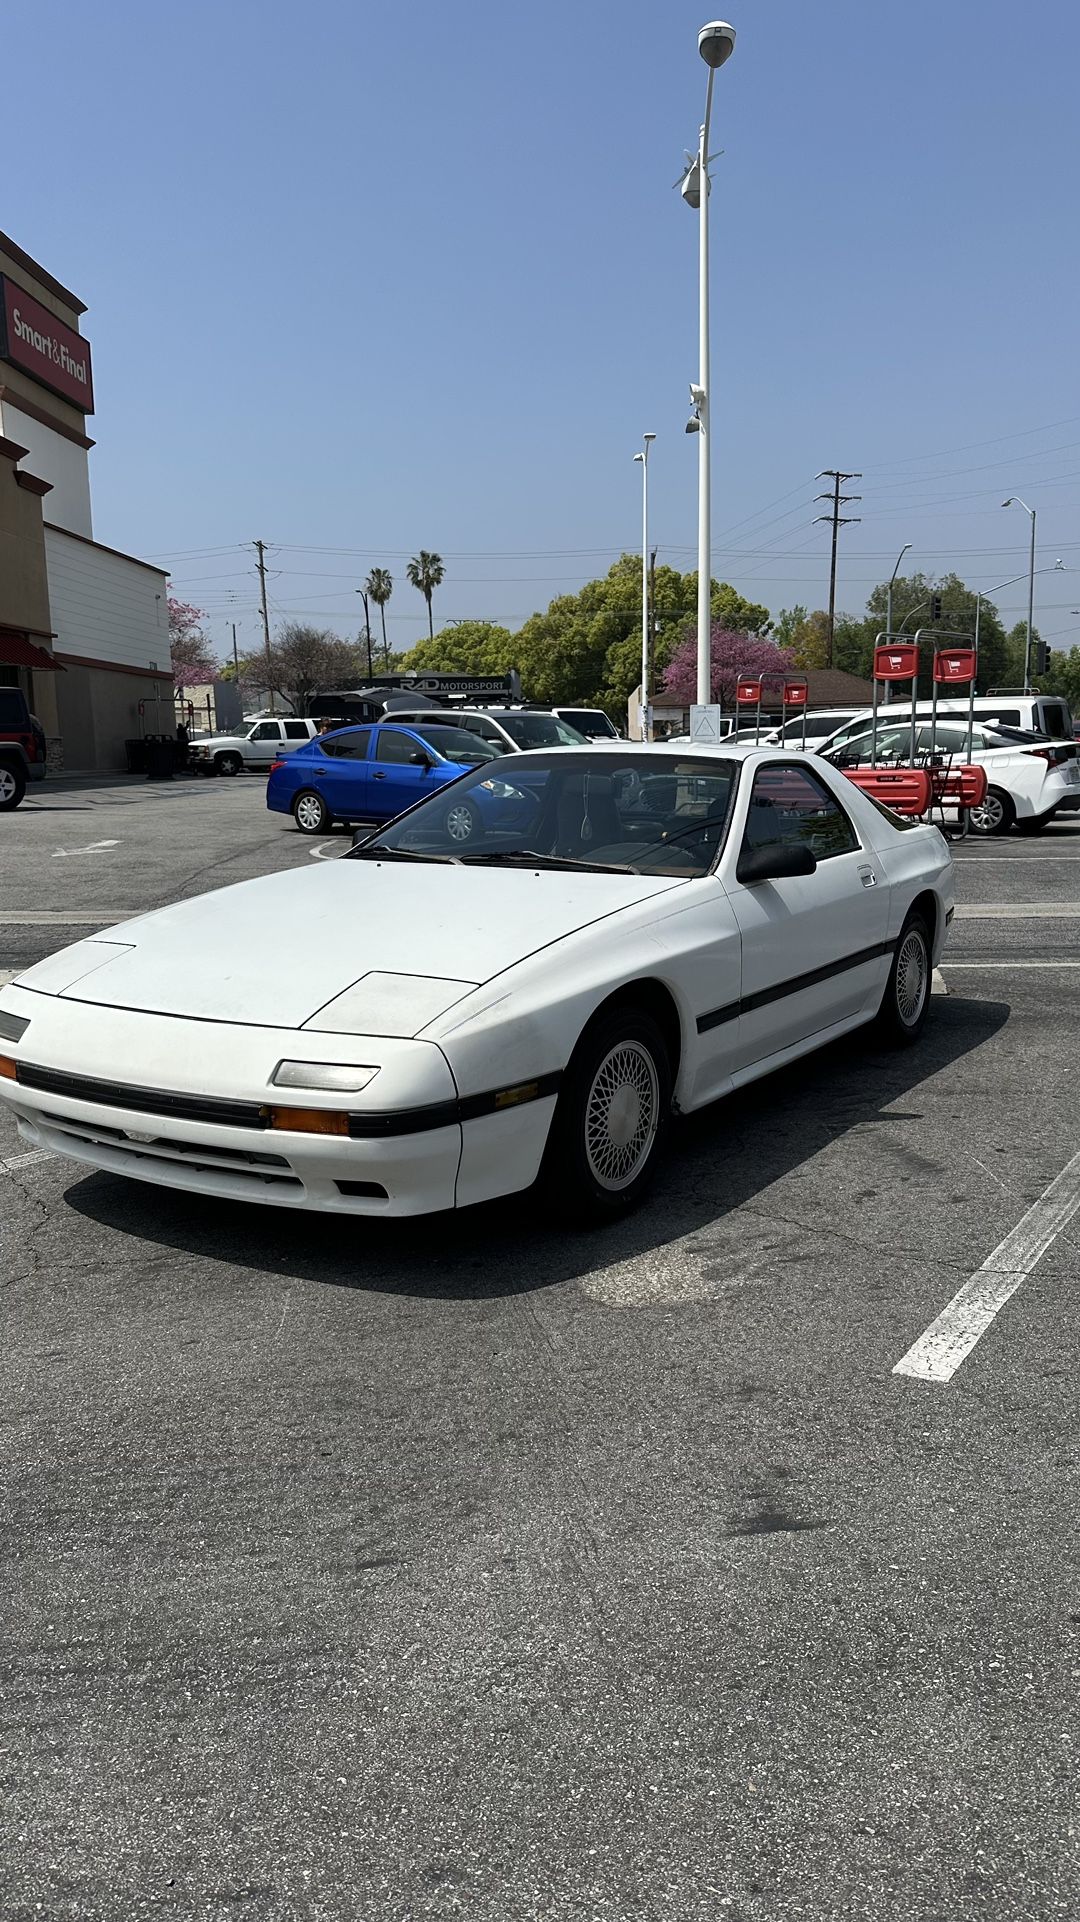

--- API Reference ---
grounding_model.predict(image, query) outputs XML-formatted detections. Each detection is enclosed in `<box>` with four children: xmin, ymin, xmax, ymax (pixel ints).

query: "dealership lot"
<box><xmin>3</xmin><ymin>777</ymin><xmax>1080</xmax><ymax>1921</ymax></box>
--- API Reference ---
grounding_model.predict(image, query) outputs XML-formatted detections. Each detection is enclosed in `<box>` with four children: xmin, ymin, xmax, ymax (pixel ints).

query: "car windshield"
<box><xmin>558</xmin><ymin>710</ymin><xmax>620</xmax><ymax>739</ymax></box>
<box><xmin>411</xmin><ymin>725</ymin><xmax>499</xmax><ymax>763</ymax></box>
<box><xmin>497</xmin><ymin>713</ymin><xmax>589</xmax><ymax>747</ymax></box>
<box><xmin>349</xmin><ymin>751</ymin><xmax>739</xmax><ymax>876</ymax></box>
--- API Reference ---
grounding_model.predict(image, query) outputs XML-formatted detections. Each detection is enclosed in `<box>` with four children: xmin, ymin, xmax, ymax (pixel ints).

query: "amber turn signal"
<box><xmin>267</xmin><ymin>1105</ymin><xmax>350</xmax><ymax>1136</ymax></box>
<box><xmin>0</xmin><ymin>1055</ymin><xmax>16</xmax><ymax>1081</ymax></box>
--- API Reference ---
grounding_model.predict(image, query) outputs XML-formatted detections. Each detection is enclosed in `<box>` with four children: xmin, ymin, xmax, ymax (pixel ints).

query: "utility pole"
<box><xmin>361</xmin><ymin>591</ymin><xmax>373</xmax><ymax>681</ymax></box>
<box><xmin>649</xmin><ymin>547</ymin><xmax>657</xmax><ymax>709</ymax></box>
<box><xmin>230</xmin><ymin>622</ymin><xmax>240</xmax><ymax>678</ymax></box>
<box><xmin>814</xmin><ymin>470</ymin><xmax>861</xmax><ymax>668</ymax></box>
<box><xmin>254</xmin><ymin>540</ymin><xmax>275</xmax><ymax>715</ymax></box>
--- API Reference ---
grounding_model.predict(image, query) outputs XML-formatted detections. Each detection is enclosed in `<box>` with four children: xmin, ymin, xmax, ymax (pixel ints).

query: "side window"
<box><xmin>743</xmin><ymin>764</ymin><xmax>860</xmax><ymax>861</ymax></box>
<box><xmin>250</xmin><ymin>721</ymin><xmax>281</xmax><ymax>741</ymax></box>
<box><xmin>375</xmin><ymin>729</ymin><xmax>418</xmax><ymax>764</ymax></box>
<box><xmin>283</xmin><ymin>721</ymin><xmax>310</xmax><ymax>740</ymax></box>
<box><xmin>919</xmin><ymin>723</ymin><xmax>967</xmax><ymax>756</ymax></box>
<box><xmin>320</xmin><ymin>729</ymin><xmax>370</xmax><ymax>761</ymax></box>
<box><xmin>1042</xmin><ymin>704</ymin><xmax>1070</xmax><ymax>739</ymax></box>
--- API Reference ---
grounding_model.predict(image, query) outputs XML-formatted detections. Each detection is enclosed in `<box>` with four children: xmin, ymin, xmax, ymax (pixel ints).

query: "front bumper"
<box><xmin>0</xmin><ymin>988</ymin><xmax>559</xmax><ymax>1216</ymax></box>
<box><xmin>0</xmin><ymin>990</ymin><xmax>463</xmax><ymax>1216</ymax></box>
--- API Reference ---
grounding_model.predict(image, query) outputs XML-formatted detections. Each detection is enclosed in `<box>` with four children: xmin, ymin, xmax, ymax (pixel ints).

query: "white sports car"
<box><xmin>0</xmin><ymin>746</ymin><xmax>953</xmax><ymax>1222</ymax></box>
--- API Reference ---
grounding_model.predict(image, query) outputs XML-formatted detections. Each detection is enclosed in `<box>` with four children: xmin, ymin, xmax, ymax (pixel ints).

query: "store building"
<box><xmin>0</xmin><ymin>230</ymin><xmax>170</xmax><ymax>771</ymax></box>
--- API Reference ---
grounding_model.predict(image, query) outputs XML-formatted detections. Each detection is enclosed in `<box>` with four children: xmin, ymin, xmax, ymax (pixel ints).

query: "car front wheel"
<box><xmin>969</xmin><ymin>785</ymin><xmax>1015</xmax><ymax>836</ymax></box>
<box><xmin>215</xmin><ymin>751</ymin><xmax>243</xmax><ymax>777</ymax></box>
<box><xmin>877</xmin><ymin>911</ymin><xmax>931</xmax><ymax>1046</ymax></box>
<box><xmin>0</xmin><ymin>762</ymin><xmax>27</xmax><ymax>811</ymax></box>
<box><xmin>293</xmin><ymin>790</ymin><xmax>332</xmax><ymax>835</ymax></box>
<box><xmin>444</xmin><ymin>797</ymin><xmax>480</xmax><ymax>845</ymax></box>
<box><xmin>541</xmin><ymin>1006</ymin><xmax>671</xmax><ymax>1222</ymax></box>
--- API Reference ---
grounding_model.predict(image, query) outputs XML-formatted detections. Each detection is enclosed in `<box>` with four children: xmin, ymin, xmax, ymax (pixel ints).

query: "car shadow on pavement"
<box><xmin>65</xmin><ymin>994</ymin><xmax>1010</xmax><ymax>1302</ymax></box>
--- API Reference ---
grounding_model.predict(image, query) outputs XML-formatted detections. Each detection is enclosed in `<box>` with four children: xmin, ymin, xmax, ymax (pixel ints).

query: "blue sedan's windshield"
<box><xmin>349</xmin><ymin>751</ymin><xmax>738</xmax><ymax>876</ymax></box>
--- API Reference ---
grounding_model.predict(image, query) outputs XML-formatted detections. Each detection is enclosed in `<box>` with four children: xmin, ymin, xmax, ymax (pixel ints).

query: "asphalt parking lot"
<box><xmin>3</xmin><ymin>773</ymin><xmax>1080</xmax><ymax>1922</ymax></box>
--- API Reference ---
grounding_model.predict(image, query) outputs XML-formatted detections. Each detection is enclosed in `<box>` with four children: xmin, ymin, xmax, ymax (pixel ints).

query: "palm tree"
<box><xmin>365</xmin><ymin>567</ymin><xmax>393</xmax><ymax>666</ymax></box>
<box><xmin>406</xmin><ymin>550</ymin><xmax>445</xmax><ymax>640</ymax></box>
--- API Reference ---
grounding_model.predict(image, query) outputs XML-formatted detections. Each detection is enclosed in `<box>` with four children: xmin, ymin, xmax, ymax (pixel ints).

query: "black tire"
<box><xmin>1015</xmin><ymin>810</ymin><xmax>1056</xmax><ymax>836</ymax></box>
<box><xmin>876</xmin><ymin>911</ymin><xmax>932</xmax><ymax>1047</ymax></box>
<box><xmin>215</xmin><ymin>751</ymin><xmax>243</xmax><ymax>777</ymax></box>
<box><xmin>293</xmin><ymin>789</ymin><xmax>332</xmax><ymax>835</ymax></box>
<box><xmin>0</xmin><ymin>762</ymin><xmax>27</xmax><ymax>811</ymax></box>
<box><xmin>540</xmin><ymin>1006</ymin><xmax>672</xmax><ymax>1222</ymax></box>
<box><xmin>969</xmin><ymin>785</ymin><xmax>1015</xmax><ymax>836</ymax></box>
<box><xmin>442</xmin><ymin>795</ymin><xmax>481</xmax><ymax>846</ymax></box>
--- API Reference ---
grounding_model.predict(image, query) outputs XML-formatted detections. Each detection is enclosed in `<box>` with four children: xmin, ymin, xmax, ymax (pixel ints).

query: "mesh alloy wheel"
<box><xmin>582</xmin><ymin>1040</ymin><xmax>660</xmax><ymax>1192</ymax></box>
<box><xmin>216</xmin><ymin>752</ymin><xmax>243</xmax><ymax>777</ymax></box>
<box><xmin>894</xmin><ymin>926</ymin><xmax>928</xmax><ymax>1029</ymax></box>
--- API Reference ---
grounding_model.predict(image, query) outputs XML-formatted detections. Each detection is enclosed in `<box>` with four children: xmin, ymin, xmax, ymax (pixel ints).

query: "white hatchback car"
<box><xmin>821</xmin><ymin>718</ymin><xmax>1080</xmax><ymax>835</ymax></box>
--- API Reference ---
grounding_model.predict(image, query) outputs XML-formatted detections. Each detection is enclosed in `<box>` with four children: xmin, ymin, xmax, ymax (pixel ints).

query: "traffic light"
<box><xmin>1035</xmin><ymin>643</ymin><xmax>1050</xmax><ymax>674</ymax></box>
<box><xmin>930</xmin><ymin>593</ymin><xmax>943</xmax><ymax>621</ymax></box>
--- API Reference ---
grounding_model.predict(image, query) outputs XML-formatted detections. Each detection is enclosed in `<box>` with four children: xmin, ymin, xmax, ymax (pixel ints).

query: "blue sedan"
<box><xmin>266</xmin><ymin>721</ymin><xmax>501</xmax><ymax>836</ymax></box>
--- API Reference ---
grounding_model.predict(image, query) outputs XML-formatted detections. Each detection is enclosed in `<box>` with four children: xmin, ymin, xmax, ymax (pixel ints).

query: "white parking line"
<box><xmin>0</xmin><ymin>912</ymin><xmax>131</xmax><ymax>925</ymax></box>
<box><xmin>931</xmin><ymin>970</ymin><xmax>947</xmax><ymax>995</ymax></box>
<box><xmin>0</xmin><ymin>1149</ymin><xmax>55</xmax><ymax>1173</ymax></box>
<box><xmin>942</xmin><ymin>961</ymin><xmax>1080</xmax><ymax>970</ymax></box>
<box><xmin>893</xmin><ymin>1149</ymin><xmax>1080</xmax><ymax>1384</ymax></box>
<box><xmin>954</xmin><ymin>903</ymin><xmax>1080</xmax><ymax>918</ymax></box>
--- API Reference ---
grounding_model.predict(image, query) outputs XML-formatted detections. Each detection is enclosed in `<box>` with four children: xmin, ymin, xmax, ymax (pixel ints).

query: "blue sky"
<box><xmin>7</xmin><ymin>0</ymin><xmax>1080</xmax><ymax>658</ymax></box>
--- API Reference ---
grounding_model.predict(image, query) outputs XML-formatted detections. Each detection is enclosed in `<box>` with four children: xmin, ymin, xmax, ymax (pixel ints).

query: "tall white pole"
<box><xmin>1025</xmin><ymin>507</ymin><xmax>1036</xmax><ymax>690</ymax></box>
<box><xmin>696</xmin><ymin>72</ymin><xmax>714</xmax><ymax>707</ymax></box>
<box><xmin>641</xmin><ymin>450</ymin><xmax>650</xmax><ymax>739</ymax></box>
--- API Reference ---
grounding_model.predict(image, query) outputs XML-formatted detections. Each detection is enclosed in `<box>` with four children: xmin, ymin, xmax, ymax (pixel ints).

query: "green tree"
<box><xmin>406</xmin><ymin>551</ymin><xmax>445</xmax><ymax>639</ymax></box>
<box><xmin>773</xmin><ymin>605</ymin><xmax>809</xmax><ymax>651</ymax></box>
<box><xmin>509</xmin><ymin>556</ymin><xmax>770</xmax><ymax>718</ymax></box>
<box><xmin>365</xmin><ymin>567</ymin><xmax>393</xmax><ymax>666</ymax></box>
<box><xmin>400</xmin><ymin>621</ymin><xmax>515</xmax><ymax>675</ymax></box>
<box><xmin>1037</xmin><ymin>643</ymin><xmax>1080</xmax><ymax>708</ymax></box>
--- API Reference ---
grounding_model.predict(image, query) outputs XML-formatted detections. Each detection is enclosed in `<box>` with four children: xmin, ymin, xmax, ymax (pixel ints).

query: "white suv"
<box><xmin>188</xmin><ymin>717</ymin><xmax>317</xmax><ymax>776</ymax></box>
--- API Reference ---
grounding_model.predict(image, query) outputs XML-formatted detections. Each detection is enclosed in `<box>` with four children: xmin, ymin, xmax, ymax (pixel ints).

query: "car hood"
<box><xmin>13</xmin><ymin>860</ymin><xmax>686</xmax><ymax>1035</ymax></box>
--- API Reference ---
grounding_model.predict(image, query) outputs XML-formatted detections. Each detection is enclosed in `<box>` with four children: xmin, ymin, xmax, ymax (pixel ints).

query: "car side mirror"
<box><xmin>352</xmin><ymin>826</ymin><xmax>377</xmax><ymax>848</ymax></box>
<box><xmin>409</xmin><ymin>750</ymin><xmax>434</xmax><ymax>768</ymax></box>
<box><xmin>736</xmin><ymin>842</ymin><xmax>817</xmax><ymax>884</ymax></box>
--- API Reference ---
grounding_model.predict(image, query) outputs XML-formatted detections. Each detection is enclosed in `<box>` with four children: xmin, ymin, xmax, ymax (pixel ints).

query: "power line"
<box><xmin>814</xmin><ymin>471</ymin><xmax>862</xmax><ymax>666</ymax></box>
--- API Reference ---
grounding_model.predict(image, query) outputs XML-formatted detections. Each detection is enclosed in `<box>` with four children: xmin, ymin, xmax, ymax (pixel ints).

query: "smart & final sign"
<box><xmin>0</xmin><ymin>276</ymin><xmax>94</xmax><ymax>413</ymax></box>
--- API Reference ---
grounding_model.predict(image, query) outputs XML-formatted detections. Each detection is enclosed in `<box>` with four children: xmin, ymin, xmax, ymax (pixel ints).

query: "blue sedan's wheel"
<box><xmin>542</xmin><ymin>1006</ymin><xmax>671</xmax><ymax>1221</ymax></box>
<box><xmin>444</xmin><ymin>798</ymin><xmax>480</xmax><ymax>844</ymax></box>
<box><xmin>293</xmin><ymin>789</ymin><xmax>332</xmax><ymax>835</ymax></box>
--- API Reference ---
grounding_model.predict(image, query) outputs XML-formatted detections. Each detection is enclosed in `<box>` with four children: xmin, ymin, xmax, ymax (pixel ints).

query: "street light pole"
<box><xmin>883</xmin><ymin>542</ymin><xmax>912</xmax><ymax>706</ymax></box>
<box><xmin>1002</xmin><ymin>496</ymin><xmax>1036</xmax><ymax>689</ymax></box>
<box><xmin>682</xmin><ymin>22</ymin><xmax>736</xmax><ymax>707</ymax></box>
<box><xmin>633</xmin><ymin>434</ymin><xmax>656</xmax><ymax>739</ymax></box>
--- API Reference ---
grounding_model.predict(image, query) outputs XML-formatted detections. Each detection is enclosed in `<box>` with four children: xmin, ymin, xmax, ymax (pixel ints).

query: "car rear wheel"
<box><xmin>541</xmin><ymin>1006</ymin><xmax>671</xmax><ymax>1222</ymax></box>
<box><xmin>968</xmin><ymin>785</ymin><xmax>1015</xmax><ymax>836</ymax></box>
<box><xmin>876</xmin><ymin>911</ymin><xmax>931</xmax><ymax>1046</ymax></box>
<box><xmin>444</xmin><ymin>797</ymin><xmax>480</xmax><ymax>844</ymax></box>
<box><xmin>215</xmin><ymin>751</ymin><xmax>243</xmax><ymax>777</ymax></box>
<box><xmin>1015</xmin><ymin>809</ymin><xmax>1056</xmax><ymax>836</ymax></box>
<box><xmin>0</xmin><ymin>762</ymin><xmax>27</xmax><ymax>811</ymax></box>
<box><xmin>293</xmin><ymin>789</ymin><xmax>332</xmax><ymax>834</ymax></box>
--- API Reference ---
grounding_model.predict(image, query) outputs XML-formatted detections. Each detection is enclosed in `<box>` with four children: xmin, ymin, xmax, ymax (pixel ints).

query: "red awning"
<box><xmin>0</xmin><ymin>632</ymin><xmax>63</xmax><ymax>671</ymax></box>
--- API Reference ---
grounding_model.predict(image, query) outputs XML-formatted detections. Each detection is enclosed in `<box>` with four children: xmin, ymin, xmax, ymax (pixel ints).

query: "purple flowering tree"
<box><xmin>663</xmin><ymin>627</ymin><xmax>795</xmax><ymax>707</ymax></box>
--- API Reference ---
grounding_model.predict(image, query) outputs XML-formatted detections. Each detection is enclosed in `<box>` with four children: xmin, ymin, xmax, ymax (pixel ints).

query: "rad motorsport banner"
<box><xmin>0</xmin><ymin>276</ymin><xmax>94</xmax><ymax>414</ymax></box>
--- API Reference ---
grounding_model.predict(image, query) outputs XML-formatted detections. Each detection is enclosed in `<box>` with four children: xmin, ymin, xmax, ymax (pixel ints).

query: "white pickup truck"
<box><xmin>188</xmin><ymin>717</ymin><xmax>317</xmax><ymax>776</ymax></box>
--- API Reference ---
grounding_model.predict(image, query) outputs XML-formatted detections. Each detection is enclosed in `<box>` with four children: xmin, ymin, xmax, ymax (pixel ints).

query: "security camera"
<box><xmin>698</xmin><ymin>21</ymin><xmax>736</xmax><ymax>69</ymax></box>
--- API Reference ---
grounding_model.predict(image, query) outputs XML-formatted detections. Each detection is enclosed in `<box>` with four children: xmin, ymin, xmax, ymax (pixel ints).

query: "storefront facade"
<box><xmin>0</xmin><ymin>230</ymin><xmax>171</xmax><ymax>771</ymax></box>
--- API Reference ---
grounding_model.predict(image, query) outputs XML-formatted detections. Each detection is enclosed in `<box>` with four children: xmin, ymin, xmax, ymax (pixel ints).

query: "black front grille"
<box><xmin>17</xmin><ymin>1062</ymin><xmax>268</xmax><ymax>1131</ymax></box>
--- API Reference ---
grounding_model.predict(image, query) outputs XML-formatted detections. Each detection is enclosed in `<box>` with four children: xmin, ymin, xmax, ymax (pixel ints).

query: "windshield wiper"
<box><xmin>349</xmin><ymin>843</ymin><xmax>460</xmax><ymax>864</ymax></box>
<box><xmin>457</xmin><ymin>848</ymin><xmax>636</xmax><ymax>875</ymax></box>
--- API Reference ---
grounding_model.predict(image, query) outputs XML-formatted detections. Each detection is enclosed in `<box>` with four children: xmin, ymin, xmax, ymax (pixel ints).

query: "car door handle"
<box><xmin>372</xmin><ymin>771</ymin><xmax>387</xmax><ymax>780</ymax></box>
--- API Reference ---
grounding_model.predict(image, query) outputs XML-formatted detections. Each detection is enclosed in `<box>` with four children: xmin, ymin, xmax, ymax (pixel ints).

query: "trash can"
<box><xmin>125</xmin><ymin>738</ymin><xmax>148</xmax><ymax>774</ymax></box>
<box><xmin>144</xmin><ymin>735</ymin><xmax>177</xmax><ymax>780</ymax></box>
